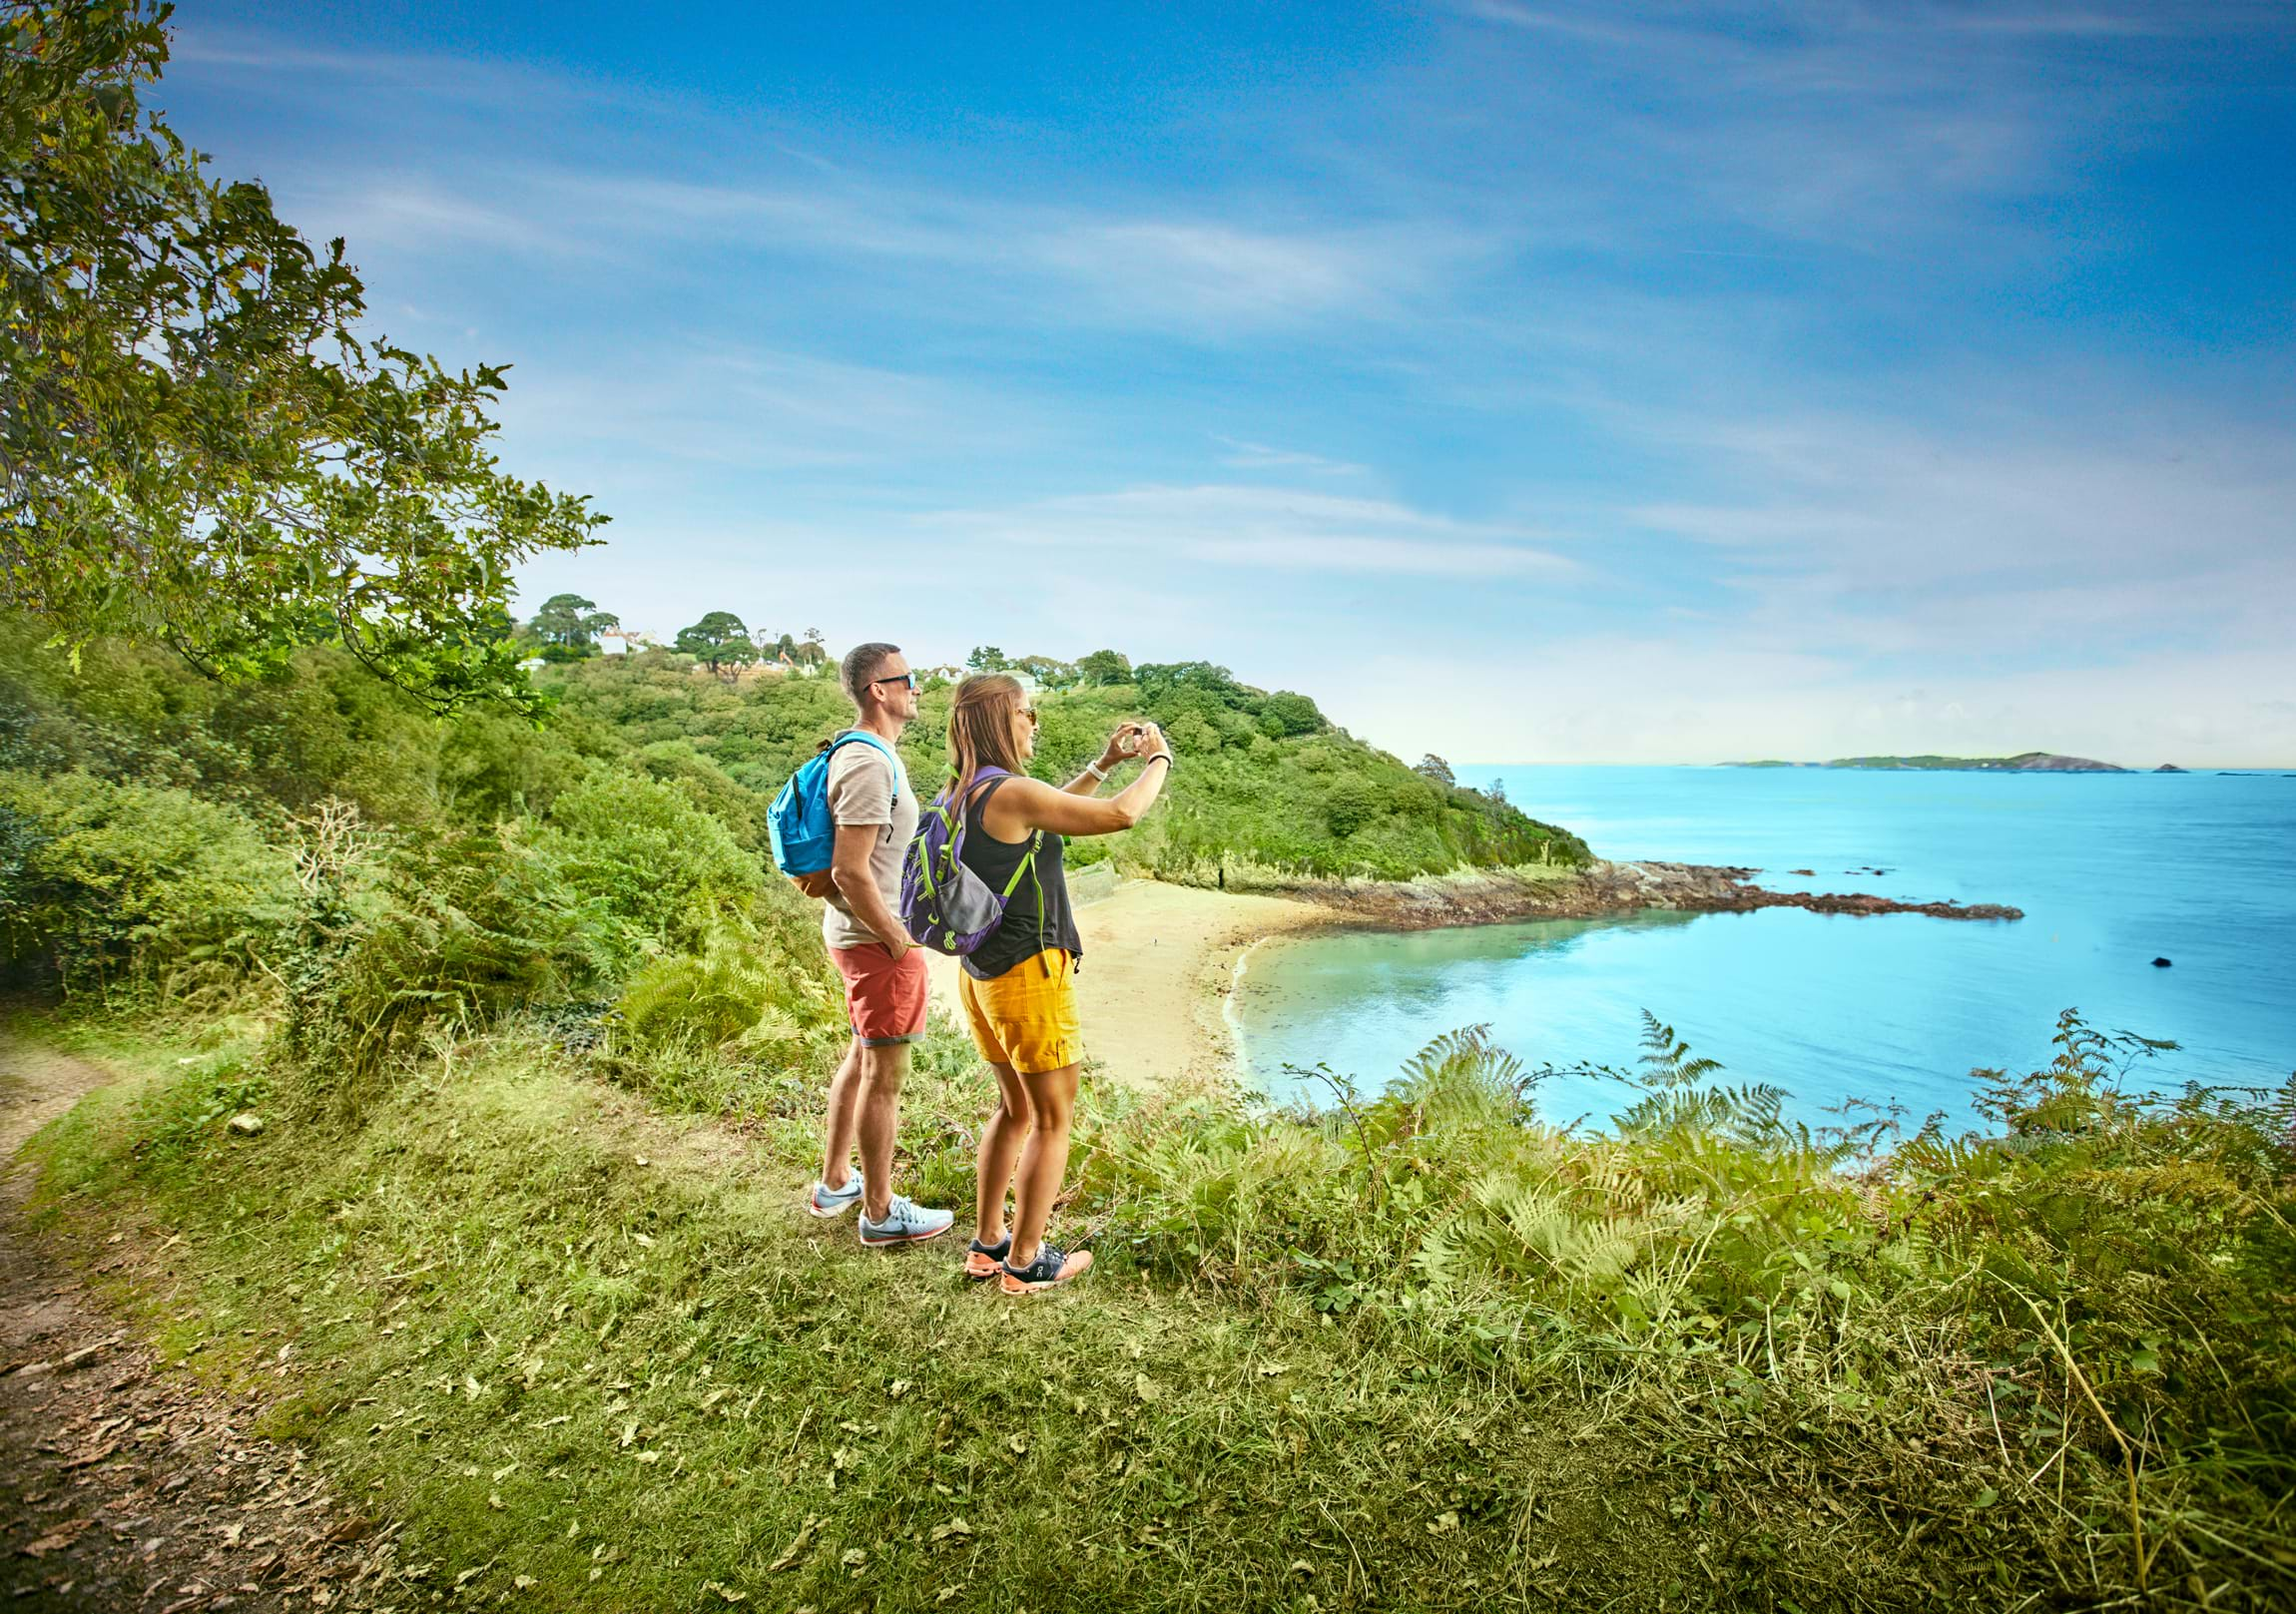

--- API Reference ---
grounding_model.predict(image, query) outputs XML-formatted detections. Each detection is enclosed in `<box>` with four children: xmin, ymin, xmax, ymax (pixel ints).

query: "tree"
<box><xmin>1323</xmin><ymin>777</ymin><xmax>1380</xmax><ymax>838</ymax></box>
<box><xmin>1134</xmin><ymin>661</ymin><xmax>1245</xmax><ymax>706</ymax></box>
<box><xmin>1415</xmin><ymin>754</ymin><xmax>1455</xmax><ymax>787</ymax></box>
<box><xmin>1014</xmin><ymin>654</ymin><xmax>1076</xmax><ymax>689</ymax></box>
<box><xmin>967</xmin><ymin>646</ymin><xmax>1009</xmax><ymax>673</ymax></box>
<box><xmin>527</xmin><ymin>594</ymin><xmax>616</xmax><ymax>660</ymax></box>
<box><xmin>0</xmin><ymin>0</ymin><xmax>604</xmax><ymax>715</ymax></box>
<box><xmin>674</xmin><ymin>611</ymin><xmax>757</xmax><ymax>678</ymax></box>
<box><xmin>1258</xmin><ymin>690</ymin><xmax>1325</xmax><ymax>738</ymax></box>
<box><xmin>1076</xmin><ymin>649</ymin><xmax>1131</xmax><ymax>686</ymax></box>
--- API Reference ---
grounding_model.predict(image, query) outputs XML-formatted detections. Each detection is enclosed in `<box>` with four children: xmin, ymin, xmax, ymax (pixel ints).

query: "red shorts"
<box><xmin>830</xmin><ymin>942</ymin><xmax>928</xmax><ymax>1045</ymax></box>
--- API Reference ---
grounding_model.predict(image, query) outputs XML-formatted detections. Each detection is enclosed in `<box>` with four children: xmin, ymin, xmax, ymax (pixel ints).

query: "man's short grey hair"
<box><xmin>840</xmin><ymin>642</ymin><xmax>902</xmax><ymax>708</ymax></box>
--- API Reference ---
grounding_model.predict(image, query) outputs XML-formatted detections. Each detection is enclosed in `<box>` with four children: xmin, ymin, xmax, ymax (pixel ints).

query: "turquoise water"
<box><xmin>1234</xmin><ymin>766</ymin><xmax>2296</xmax><ymax>1128</ymax></box>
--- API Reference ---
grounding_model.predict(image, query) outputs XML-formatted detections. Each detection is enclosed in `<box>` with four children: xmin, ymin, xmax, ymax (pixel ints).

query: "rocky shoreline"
<box><xmin>1274</xmin><ymin>860</ymin><xmax>2023</xmax><ymax>931</ymax></box>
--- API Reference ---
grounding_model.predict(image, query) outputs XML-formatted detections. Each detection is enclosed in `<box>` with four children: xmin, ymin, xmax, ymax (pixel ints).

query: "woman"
<box><xmin>940</xmin><ymin>674</ymin><xmax>1174</xmax><ymax>1295</ymax></box>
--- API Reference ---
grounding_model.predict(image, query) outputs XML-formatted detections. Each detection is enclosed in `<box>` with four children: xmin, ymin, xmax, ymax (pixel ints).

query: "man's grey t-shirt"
<box><xmin>819</xmin><ymin>736</ymin><xmax>918</xmax><ymax>951</ymax></box>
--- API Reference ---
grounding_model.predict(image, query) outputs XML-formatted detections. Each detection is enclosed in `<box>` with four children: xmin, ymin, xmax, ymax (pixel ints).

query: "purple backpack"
<box><xmin>899</xmin><ymin>769</ymin><xmax>1042</xmax><ymax>956</ymax></box>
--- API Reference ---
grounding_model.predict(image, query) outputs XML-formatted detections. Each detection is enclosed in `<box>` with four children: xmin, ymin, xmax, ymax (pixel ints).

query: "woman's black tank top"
<box><xmin>958</xmin><ymin>774</ymin><xmax>1083</xmax><ymax>981</ymax></box>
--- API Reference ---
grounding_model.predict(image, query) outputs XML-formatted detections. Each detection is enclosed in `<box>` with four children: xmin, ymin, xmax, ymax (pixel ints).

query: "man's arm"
<box><xmin>830</xmin><ymin>821</ymin><xmax>911</xmax><ymax>954</ymax></box>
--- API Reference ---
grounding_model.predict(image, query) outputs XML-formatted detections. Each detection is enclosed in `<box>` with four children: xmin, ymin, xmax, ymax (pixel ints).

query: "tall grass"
<box><xmin>1065</xmin><ymin>1012</ymin><xmax>2296</xmax><ymax>1604</ymax></box>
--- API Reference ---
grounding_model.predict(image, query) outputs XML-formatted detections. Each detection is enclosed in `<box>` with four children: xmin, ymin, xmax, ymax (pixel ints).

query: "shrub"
<box><xmin>617</xmin><ymin>922</ymin><xmax>841</xmax><ymax>1056</ymax></box>
<box><xmin>535</xmin><ymin>768</ymin><xmax>764</xmax><ymax>974</ymax></box>
<box><xmin>1322</xmin><ymin>777</ymin><xmax>1381</xmax><ymax>839</ymax></box>
<box><xmin>307</xmin><ymin>826</ymin><xmax>595</xmax><ymax>1095</ymax></box>
<box><xmin>0</xmin><ymin>769</ymin><xmax>297</xmax><ymax>992</ymax></box>
<box><xmin>1258</xmin><ymin>690</ymin><xmax>1325</xmax><ymax>738</ymax></box>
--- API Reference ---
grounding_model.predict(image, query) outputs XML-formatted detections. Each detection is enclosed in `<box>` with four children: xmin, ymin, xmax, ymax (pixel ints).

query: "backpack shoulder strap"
<box><xmin>963</xmin><ymin>766</ymin><xmax>1009</xmax><ymax>801</ymax></box>
<box><xmin>827</xmin><ymin>730</ymin><xmax>902</xmax><ymax>806</ymax></box>
<box><xmin>958</xmin><ymin>770</ymin><xmax>1041</xmax><ymax>896</ymax></box>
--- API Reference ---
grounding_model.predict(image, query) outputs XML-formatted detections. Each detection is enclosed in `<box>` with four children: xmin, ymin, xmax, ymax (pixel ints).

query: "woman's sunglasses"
<box><xmin>1018</xmin><ymin>707</ymin><xmax>1040</xmax><ymax>727</ymax></box>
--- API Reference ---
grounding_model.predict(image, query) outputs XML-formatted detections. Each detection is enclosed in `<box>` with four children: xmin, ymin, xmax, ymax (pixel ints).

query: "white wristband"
<box><xmin>1083</xmin><ymin>760</ymin><xmax>1107</xmax><ymax>782</ymax></box>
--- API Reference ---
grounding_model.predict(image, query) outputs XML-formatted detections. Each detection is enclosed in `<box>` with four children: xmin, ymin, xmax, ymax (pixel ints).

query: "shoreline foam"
<box><xmin>919</xmin><ymin>861</ymin><xmax>2019</xmax><ymax>1092</ymax></box>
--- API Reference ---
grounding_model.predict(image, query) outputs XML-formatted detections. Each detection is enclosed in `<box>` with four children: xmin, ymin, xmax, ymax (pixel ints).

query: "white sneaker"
<box><xmin>807</xmin><ymin>1172</ymin><xmax>864</xmax><ymax>1218</ymax></box>
<box><xmin>858</xmin><ymin>1195</ymin><xmax>955</xmax><ymax>1248</ymax></box>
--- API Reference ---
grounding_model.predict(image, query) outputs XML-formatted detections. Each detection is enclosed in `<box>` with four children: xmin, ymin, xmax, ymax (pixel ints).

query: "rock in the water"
<box><xmin>227</xmin><ymin>1111</ymin><xmax>266</xmax><ymax>1135</ymax></box>
<box><xmin>2154</xmin><ymin>764</ymin><xmax>2186</xmax><ymax>774</ymax></box>
<box><xmin>2151</xmin><ymin>957</ymin><xmax>2172</xmax><ymax>968</ymax></box>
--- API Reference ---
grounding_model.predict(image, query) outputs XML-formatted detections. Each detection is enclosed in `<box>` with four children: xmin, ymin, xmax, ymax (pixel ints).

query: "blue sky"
<box><xmin>166</xmin><ymin>1</ymin><xmax>2296</xmax><ymax>764</ymax></box>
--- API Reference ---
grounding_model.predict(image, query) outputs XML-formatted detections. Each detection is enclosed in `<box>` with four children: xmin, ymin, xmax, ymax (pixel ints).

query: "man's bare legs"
<box><xmin>974</xmin><ymin>1061</ymin><xmax>1030</xmax><ymax>1246</ymax></box>
<box><xmin>820</xmin><ymin>1038</ymin><xmax>863</xmax><ymax>1192</ymax></box>
<box><xmin>855</xmin><ymin>1041</ymin><xmax>911</xmax><ymax>1223</ymax></box>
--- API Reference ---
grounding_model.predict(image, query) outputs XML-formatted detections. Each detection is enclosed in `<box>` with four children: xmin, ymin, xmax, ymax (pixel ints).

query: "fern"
<box><xmin>1637</xmin><ymin>1010</ymin><xmax>1724</xmax><ymax>1088</ymax></box>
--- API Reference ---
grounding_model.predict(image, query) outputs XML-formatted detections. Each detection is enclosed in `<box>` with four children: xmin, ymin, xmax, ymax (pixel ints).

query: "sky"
<box><xmin>163</xmin><ymin>1</ymin><xmax>2296</xmax><ymax>765</ymax></box>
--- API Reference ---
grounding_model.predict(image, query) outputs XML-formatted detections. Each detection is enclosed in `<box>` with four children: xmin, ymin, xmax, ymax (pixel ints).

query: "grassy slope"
<box><xmin>20</xmin><ymin>1018</ymin><xmax>1986</xmax><ymax>1614</ymax></box>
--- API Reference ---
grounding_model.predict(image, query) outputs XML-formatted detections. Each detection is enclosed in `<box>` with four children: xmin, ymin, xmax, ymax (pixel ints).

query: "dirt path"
<box><xmin>0</xmin><ymin>1029</ymin><xmax>391</xmax><ymax>1612</ymax></box>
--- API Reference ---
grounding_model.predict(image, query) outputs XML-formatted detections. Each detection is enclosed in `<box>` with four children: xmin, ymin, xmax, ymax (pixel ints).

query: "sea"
<box><xmin>1231</xmin><ymin>766</ymin><xmax>2296</xmax><ymax>1132</ymax></box>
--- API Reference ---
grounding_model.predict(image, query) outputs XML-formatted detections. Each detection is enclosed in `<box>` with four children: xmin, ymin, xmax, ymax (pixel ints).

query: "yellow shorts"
<box><xmin>957</xmin><ymin>949</ymin><xmax>1083</xmax><ymax>1075</ymax></box>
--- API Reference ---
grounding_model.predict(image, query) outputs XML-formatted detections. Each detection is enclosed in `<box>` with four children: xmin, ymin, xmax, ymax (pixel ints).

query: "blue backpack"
<box><xmin>768</xmin><ymin>731</ymin><xmax>902</xmax><ymax>879</ymax></box>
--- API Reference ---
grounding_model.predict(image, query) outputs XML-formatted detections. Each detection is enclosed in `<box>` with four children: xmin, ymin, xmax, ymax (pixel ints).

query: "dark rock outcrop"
<box><xmin>1281</xmin><ymin>861</ymin><xmax>2023</xmax><ymax>931</ymax></box>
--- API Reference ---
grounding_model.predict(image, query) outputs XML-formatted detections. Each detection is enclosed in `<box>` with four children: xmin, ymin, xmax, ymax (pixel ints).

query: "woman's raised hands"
<box><xmin>1099</xmin><ymin>721</ymin><xmax>1146</xmax><ymax>770</ymax></box>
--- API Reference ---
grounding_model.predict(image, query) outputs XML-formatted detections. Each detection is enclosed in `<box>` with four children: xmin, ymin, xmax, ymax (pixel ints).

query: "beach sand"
<box><xmin>918</xmin><ymin>879</ymin><xmax>1325</xmax><ymax>1088</ymax></box>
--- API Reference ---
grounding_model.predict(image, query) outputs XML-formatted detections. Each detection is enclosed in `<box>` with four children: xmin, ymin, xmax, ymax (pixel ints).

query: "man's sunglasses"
<box><xmin>870</xmin><ymin>671</ymin><xmax>918</xmax><ymax>690</ymax></box>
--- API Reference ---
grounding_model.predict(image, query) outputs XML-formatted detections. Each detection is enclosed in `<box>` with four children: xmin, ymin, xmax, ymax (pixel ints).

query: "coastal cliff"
<box><xmin>1275</xmin><ymin>859</ymin><xmax>2023</xmax><ymax>930</ymax></box>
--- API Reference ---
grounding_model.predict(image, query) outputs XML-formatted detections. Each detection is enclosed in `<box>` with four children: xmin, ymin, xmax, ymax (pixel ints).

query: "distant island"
<box><xmin>1730</xmin><ymin>752</ymin><xmax>2134</xmax><ymax>774</ymax></box>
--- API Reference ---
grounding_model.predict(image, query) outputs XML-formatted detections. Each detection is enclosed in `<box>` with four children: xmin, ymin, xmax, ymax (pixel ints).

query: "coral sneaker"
<box><xmin>999</xmin><ymin>1244</ymin><xmax>1093</xmax><ymax>1295</ymax></box>
<box><xmin>963</xmin><ymin>1235</ymin><xmax>1011</xmax><ymax>1280</ymax></box>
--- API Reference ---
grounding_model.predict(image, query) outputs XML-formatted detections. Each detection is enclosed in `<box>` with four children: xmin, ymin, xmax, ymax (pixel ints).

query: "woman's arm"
<box><xmin>1057</xmin><ymin>722</ymin><xmax>1144</xmax><ymax>797</ymax></box>
<box><xmin>986</xmin><ymin>726</ymin><xmax>1172</xmax><ymax>840</ymax></box>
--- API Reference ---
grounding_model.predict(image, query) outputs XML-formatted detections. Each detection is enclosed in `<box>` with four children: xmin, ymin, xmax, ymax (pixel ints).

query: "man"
<box><xmin>806</xmin><ymin>642</ymin><xmax>955</xmax><ymax>1247</ymax></box>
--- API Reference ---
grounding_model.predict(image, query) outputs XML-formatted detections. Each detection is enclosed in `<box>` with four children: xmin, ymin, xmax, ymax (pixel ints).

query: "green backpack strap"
<box><xmin>995</xmin><ymin>830</ymin><xmax>1042</xmax><ymax>899</ymax></box>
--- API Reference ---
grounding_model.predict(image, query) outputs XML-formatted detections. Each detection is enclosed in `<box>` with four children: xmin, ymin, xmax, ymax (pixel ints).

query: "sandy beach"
<box><xmin>917</xmin><ymin>879</ymin><xmax>1325</xmax><ymax>1088</ymax></box>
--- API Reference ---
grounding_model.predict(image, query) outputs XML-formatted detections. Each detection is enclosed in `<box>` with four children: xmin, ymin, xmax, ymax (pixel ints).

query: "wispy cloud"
<box><xmin>1617</xmin><ymin>403</ymin><xmax>2296</xmax><ymax>656</ymax></box>
<box><xmin>918</xmin><ymin>485</ymin><xmax>1576</xmax><ymax>579</ymax></box>
<box><xmin>492</xmin><ymin>346</ymin><xmax>1056</xmax><ymax>484</ymax></box>
<box><xmin>1214</xmin><ymin>437</ymin><xmax>1368</xmax><ymax>476</ymax></box>
<box><xmin>1434</xmin><ymin>0</ymin><xmax>2292</xmax><ymax>259</ymax></box>
<box><xmin>282</xmin><ymin>161</ymin><xmax>1487</xmax><ymax>338</ymax></box>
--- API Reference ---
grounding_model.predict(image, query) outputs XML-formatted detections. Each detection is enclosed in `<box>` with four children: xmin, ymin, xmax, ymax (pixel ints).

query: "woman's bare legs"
<box><xmin>1008</xmin><ymin>1061</ymin><xmax>1080</xmax><ymax>1267</ymax></box>
<box><xmin>974</xmin><ymin>1060</ymin><xmax>1030</xmax><ymax>1246</ymax></box>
